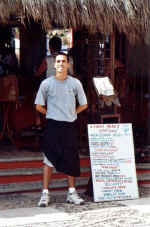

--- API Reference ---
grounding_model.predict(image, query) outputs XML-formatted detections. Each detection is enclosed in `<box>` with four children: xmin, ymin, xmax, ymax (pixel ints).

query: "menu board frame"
<box><xmin>88</xmin><ymin>123</ymin><xmax>139</xmax><ymax>202</ymax></box>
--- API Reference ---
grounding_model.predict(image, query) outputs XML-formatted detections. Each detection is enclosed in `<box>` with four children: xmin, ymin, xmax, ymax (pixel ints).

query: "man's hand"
<box><xmin>76</xmin><ymin>104</ymin><xmax>88</xmax><ymax>114</ymax></box>
<box><xmin>36</xmin><ymin>104</ymin><xmax>47</xmax><ymax>115</ymax></box>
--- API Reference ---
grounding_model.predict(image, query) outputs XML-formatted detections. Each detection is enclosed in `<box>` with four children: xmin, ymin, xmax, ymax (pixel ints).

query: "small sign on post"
<box><xmin>88</xmin><ymin>123</ymin><xmax>139</xmax><ymax>202</ymax></box>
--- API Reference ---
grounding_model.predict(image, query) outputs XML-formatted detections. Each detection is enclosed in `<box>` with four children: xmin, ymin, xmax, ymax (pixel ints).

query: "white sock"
<box><xmin>68</xmin><ymin>187</ymin><xmax>76</xmax><ymax>193</ymax></box>
<box><xmin>43</xmin><ymin>189</ymin><xmax>49</xmax><ymax>194</ymax></box>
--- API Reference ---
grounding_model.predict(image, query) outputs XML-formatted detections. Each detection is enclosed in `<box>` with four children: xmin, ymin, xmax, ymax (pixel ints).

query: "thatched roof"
<box><xmin>0</xmin><ymin>0</ymin><xmax>150</xmax><ymax>44</ymax></box>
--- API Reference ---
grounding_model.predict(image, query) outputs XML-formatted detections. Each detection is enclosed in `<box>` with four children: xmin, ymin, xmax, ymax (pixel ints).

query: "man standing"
<box><xmin>35</xmin><ymin>52</ymin><xmax>88</xmax><ymax>207</ymax></box>
<box><xmin>36</xmin><ymin>35</ymin><xmax>62</xmax><ymax>78</ymax></box>
<box><xmin>34</xmin><ymin>36</ymin><xmax>62</xmax><ymax>130</ymax></box>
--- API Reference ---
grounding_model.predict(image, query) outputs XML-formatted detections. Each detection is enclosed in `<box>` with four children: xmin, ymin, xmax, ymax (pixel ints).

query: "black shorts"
<box><xmin>41</xmin><ymin>119</ymin><xmax>80</xmax><ymax>177</ymax></box>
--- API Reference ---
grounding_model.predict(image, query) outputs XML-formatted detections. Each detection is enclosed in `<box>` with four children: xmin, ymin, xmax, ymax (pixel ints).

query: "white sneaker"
<box><xmin>38</xmin><ymin>191</ymin><xmax>50</xmax><ymax>207</ymax></box>
<box><xmin>66</xmin><ymin>191</ymin><xmax>84</xmax><ymax>205</ymax></box>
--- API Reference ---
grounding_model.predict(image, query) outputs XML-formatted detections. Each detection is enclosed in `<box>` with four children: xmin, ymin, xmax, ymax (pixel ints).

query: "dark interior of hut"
<box><xmin>0</xmin><ymin>23</ymin><xmax>149</xmax><ymax>163</ymax></box>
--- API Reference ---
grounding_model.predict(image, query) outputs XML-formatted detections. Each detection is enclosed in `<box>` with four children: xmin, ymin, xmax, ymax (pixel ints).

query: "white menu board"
<box><xmin>88</xmin><ymin>123</ymin><xmax>139</xmax><ymax>202</ymax></box>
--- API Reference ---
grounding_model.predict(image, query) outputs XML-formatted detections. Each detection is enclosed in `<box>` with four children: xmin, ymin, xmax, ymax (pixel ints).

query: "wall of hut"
<box><xmin>0</xmin><ymin>22</ymin><xmax>150</xmax><ymax>160</ymax></box>
<box><xmin>125</xmin><ymin>39</ymin><xmax>150</xmax><ymax>146</ymax></box>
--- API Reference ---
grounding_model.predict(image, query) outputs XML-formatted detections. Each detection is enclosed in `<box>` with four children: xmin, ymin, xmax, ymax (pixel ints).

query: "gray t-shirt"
<box><xmin>34</xmin><ymin>75</ymin><xmax>87</xmax><ymax>122</ymax></box>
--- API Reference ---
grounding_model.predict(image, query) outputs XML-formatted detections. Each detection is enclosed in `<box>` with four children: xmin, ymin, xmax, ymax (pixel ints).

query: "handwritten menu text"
<box><xmin>88</xmin><ymin>123</ymin><xmax>139</xmax><ymax>202</ymax></box>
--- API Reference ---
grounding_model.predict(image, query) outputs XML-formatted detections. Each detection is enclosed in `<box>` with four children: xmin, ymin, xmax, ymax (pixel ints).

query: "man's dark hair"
<box><xmin>49</xmin><ymin>36</ymin><xmax>62</xmax><ymax>52</ymax></box>
<box><xmin>55</xmin><ymin>52</ymin><xmax>69</xmax><ymax>62</ymax></box>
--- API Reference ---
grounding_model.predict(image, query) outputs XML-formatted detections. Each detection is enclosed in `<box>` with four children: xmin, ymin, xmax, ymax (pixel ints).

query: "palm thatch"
<box><xmin>0</xmin><ymin>0</ymin><xmax>150</xmax><ymax>44</ymax></box>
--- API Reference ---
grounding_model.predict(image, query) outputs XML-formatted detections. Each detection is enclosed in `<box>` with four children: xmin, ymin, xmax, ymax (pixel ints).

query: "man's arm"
<box><xmin>76</xmin><ymin>104</ymin><xmax>88</xmax><ymax>114</ymax></box>
<box><xmin>35</xmin><ymin>58</ymin><xmax>47</xmax><ymax>77</ymax></box>
<box><xmin>36</xmin><ymin>104</ymin><xmax>47</xmax><ymax>115</ymax></box>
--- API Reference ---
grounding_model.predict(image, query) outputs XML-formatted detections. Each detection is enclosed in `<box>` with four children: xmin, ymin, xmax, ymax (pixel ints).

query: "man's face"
<box><xmin>55</xmin><ymin>55</ymin><xmax>69</xmax><ymax>73</ymax></box>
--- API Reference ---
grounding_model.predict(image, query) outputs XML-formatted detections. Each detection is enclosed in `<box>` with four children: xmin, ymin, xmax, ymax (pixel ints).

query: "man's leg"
<box><xmin>67</xmin><ymin>175</ymin><xmax>75</xmax><ymax>188</ymax></box>
<box><xmin>66</xmin><ymin>175</ymin><xmax>84</xmax><ymax>205</ymax></box>
<box><xmin>38</xmin><ymin>158</ymin><xmax>53</xmax><ymax>207</ymax></box>
<box><xmin>43</xmin><ymin>164</ymin><xmax>53</xmax><ymax>189</ymax></box>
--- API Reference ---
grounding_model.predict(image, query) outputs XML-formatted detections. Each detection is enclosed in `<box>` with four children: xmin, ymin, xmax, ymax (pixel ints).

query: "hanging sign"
<box><xmin>88</xmin><ymin>123</ymin><xmax>139</xmax><ymax>202</ymax></box>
